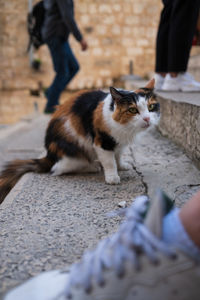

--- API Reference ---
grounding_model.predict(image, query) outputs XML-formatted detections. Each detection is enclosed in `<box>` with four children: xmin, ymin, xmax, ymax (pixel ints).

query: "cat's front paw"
<box><xmin>105</xmin><ymin>174</ymin><xmax>120</xmax><ymax>185</ymax></box>
<box><xmin>118</xmin><ymin>161</ymin><xmax>133</xmax><ymax>171</ymax></box>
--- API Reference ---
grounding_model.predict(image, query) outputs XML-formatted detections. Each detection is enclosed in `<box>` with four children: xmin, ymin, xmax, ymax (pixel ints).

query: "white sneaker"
<box><xmin>154</xmin><ymin>73</ymin><xmax>165</xmax><ymax>90</ymax></box>
<box><xmin>4</xmin><ymin>192</ymin><xmax>200</xmax><ymax>300</ymax></box>
<box><xmin>162</xmin><ymin>72</ymin><xmax>200</xmax><ymax>92</ymax></box>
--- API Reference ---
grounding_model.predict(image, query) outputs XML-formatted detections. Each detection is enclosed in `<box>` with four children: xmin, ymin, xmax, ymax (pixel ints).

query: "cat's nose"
<box><xmin>143</xmin><ymin>117</ymin><xmax>150</xmax><ymax>123</ymax></box>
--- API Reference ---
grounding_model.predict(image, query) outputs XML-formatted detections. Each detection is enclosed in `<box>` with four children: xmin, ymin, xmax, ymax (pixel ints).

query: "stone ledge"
<box><xmin>158</xmin><ymin>96</ymin><xmax>200</xmax><ymax>169</ymax></box>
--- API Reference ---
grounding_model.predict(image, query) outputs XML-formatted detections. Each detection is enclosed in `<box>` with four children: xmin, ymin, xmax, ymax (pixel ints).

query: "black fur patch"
<box><xmin>138</xmin><ymin>87</ymin><xmax>152</xmax><ymax>93</ymax></box>
<box><xmin>47</xmin><ymin>150</ymin><xmax>58</xmax><ymax>163</ymax></box>
<box><xmin>45</xmin><ymin>119</ymin><xmax>87</xmax><ymax>160</ymax></box>
<box><xmin>116</xmin><ymin>90</ymin><xmax>138</xmax><ymax>104</ymax></box>
<box><xmin>110</xmin><ymin>98</ymin><xmax>114</xmax><ymax>111</ymax></box>
<box><xmin>71</xmin><ymin>90</ymin><xmax>108</xmax><ymax>138</ymax></box>
<box><xmin>57</xmin><ymin>139</ymin><xmax>82</xmax><ymax>157</ymax></box>
<box><xmin>98</xmin><ymin>130</ymin><xmax>117</xmax><ymax>151</ymax></box>
<box><xmin>137</xmin><ymin>88</ymin><xmax>155</xmax><ymax>100</ymax></box>
<box><xmin>45</xmin><ymin>119</ymin><xmax>61</xmax><ymax>150</ymax></box>
<box><xmin>151</xmin><ymin>102</ymin><xmax>160</xmax><ymax>112</ymax></box>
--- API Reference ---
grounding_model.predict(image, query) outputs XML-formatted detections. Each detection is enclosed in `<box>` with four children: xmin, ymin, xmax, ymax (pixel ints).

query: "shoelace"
<box><xmin>64</xmin><ymin>196</ymin><xmax>175</xmax><ymax>299</ymax></box>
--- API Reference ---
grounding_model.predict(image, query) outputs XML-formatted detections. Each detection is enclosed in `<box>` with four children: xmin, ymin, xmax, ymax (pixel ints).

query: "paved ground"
<box><xmin>0</xmin><ymin>114</ymin><xmax>49</xmax><ymax>170</ymax></box>
<box><xmin>0</xmin><ymin>114</ymin><xmax>200</xmax><ymax>298</ymax></box>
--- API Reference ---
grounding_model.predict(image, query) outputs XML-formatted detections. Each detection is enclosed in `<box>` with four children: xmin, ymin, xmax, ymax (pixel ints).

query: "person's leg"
<box><xmin>161</xmin><ymin>0</ymin><xmax>200</xmax><ymax>92</ymax></box>
<box><xmin>45</xmin><ymin>37</ymin><xmax>79</xmax><ymax>111</ymax></box>
<box><xmin>168</xmin><ymin>0</ymin><xmax>200</xmax><ymax>72</ymax></box>
<box><xmin>155</xmin><ymin>0</ymin><xmax>173</xmax><ymax>74</ymax></box>
<box><xmin>155</xmin><ymin>0</ymin><xmax>173</xmax><ymax>89</ymax></box>
<box><xmin>66</xmin><ymin>42</ymin><xmax>80</xmax><ymax>83</ymax></box>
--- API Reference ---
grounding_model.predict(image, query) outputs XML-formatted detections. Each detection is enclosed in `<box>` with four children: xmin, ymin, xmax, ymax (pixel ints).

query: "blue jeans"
<box><xmin>45</xmin><ymin>37</ymin><xmax>79</xmax><ymax>108</ymax></box>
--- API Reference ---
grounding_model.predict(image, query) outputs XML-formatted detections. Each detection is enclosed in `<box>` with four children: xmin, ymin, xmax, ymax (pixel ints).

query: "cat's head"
<box><xmin>110</xmin><ymin>79</ymin><xmax>160</xmax><ymax>132</ymax></box>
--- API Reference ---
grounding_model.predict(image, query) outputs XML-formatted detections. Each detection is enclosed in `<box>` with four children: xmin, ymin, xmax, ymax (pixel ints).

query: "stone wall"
<box><xmin>0</xmin><ymin>0</ymin><xmax>162</xmax><ymax>92</ymax></box>
<box><xmin>70</xmin><ymin>0</ymin><xmax>163</xmax><ymax>89</ymax></box>
<box><xmin>159</xmin><ymin>97</ymin><xmax>200</xmax><ymax>169</ymax></box>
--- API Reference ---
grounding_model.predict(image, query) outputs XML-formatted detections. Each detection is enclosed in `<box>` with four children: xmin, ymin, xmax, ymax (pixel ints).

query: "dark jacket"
<box><xmin>42</xmin><ymin>0</ymin><xmax>82</xmax><ymax>42</ymax></box>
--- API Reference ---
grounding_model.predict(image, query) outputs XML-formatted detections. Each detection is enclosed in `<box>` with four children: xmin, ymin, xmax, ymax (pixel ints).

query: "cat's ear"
<box><xmin>145</xmin><ymin>78</ymin><xmax>155</xmax><ymax>90</ymax></box>
<box><xmin>110</xmin><ymin>87</ymin><xmax>123</xmax><ymax>102</ymax></box>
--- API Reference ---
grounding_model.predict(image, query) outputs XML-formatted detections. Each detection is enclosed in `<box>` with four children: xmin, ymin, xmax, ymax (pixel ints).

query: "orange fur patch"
<box><xmin>145</xmin><ymin>78</ymin><xmax>155</xmax><ymax>89</ymax></box>
<box><xmin>52</xmin><ymin>90</ymin><xmax>88</xmax><ymax>119</ymax></box>
<box><xmin>93</xmin><ymin>102</ymin><xmax>108</xmax><ymax>133</ymax></box>
<box><xmin>53</xmin><ymin>90</ymin><xmax>89</xmax><ymax>138</ymax></box>
<box><xmin>93</xmin><ymin>102</ymin><xmax>111</xmax><ymax>146</ymax></box>
<box><xmin>49</xmin><ymin>142</ymin><xmax>64</xmax><ymax>158</ymax></box>
<box><xmin>70</xmin><ymin>113</ymin><xmax>86</xmax><ymax>137</ymax></box>
<box><xmin>148</xmin><ymin>96</ymin><xmax>157</xmax><ymax>105</ymax></box>
<box><xmin>134</xmin><ymin>88</ymin><xmax>147</xmax><ymax>94</ymax></box>
<box><xmin>112</xmin><ymin>103</ymin><xmax>138</xmax><ymax>124</ymax></box>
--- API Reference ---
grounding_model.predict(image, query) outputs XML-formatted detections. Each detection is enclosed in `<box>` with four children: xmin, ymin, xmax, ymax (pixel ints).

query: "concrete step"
<box><xmin>1</xmin><ymin>111</ymin><xmax>200</xmax><ymax>296</ymax></box>
<box><xmin>0</xmin><ymin>114</ymin><xmax>50</xmax><ymax>170</ymax></box>
<box><xmin>124</xmin><ymin>79</ymin><xmax>200</xmax><ymax>169</ymax></box>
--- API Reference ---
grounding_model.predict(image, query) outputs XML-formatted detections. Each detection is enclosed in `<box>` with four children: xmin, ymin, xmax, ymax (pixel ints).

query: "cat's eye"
<box><xmin>128</xmin><ymin>107</ymin><xmax>138</xmax><ymax>114</ymax></box>
<box><xmin>148</xmin><ymin>103</ymin><xmax>156</xmax><ymax>111</ymax></box>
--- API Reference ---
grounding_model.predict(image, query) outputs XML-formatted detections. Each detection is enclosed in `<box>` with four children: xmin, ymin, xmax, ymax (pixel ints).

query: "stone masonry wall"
<box><xmin>159</xmin><ymin>97</ymin><xmax>200</xmax><ymax>169</ymax></box>
<box><xmin>0</xmin><ymin>0</ymin><xmax>163</xmax><ymax>123</ymax></box>
<box><xmin>0</xmin><ymin>0</ymin><xmax>162</xmax><ymax>91</ymax></box>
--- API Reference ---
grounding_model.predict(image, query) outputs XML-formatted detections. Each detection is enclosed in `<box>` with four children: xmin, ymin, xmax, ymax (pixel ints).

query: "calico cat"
<box><xmin>0</xmin><ymin>79</ymin><xmax>159</xmax><ymax>204</ymax></box>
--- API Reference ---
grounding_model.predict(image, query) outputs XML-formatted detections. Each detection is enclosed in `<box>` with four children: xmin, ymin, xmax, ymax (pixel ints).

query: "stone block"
<box><xmin>123</xmin><ymin>27</ymin><xmax>132</xmax><ymax>35</ymax></box>
<box><xmin>95</xmin><ymin>78</ymin><xmax>103</xmax><ymax>88</ymax></box>
<box><xmin>92</xmin><ymin>48</ymin><xmax>103</xmax><ymax>56</ymax></box>
<box><xmin>78</xmin><ymin>3</ymin><xmax>87</xmax><ymax>13</ymax></box>
<box><xmin>96</xmin><ymin>25</ymin><xmax>107</xmax><ymax>35</ymax></box>
<box><xmin>113</xmin><ymin>4</ymin><xmax>121</xmax><ymax>12</ymax></box>
<box><xmin>99</xmin><ymin>69</ymin><xmax>111</xmax><ymax>76</ymax></box>
<box><xmin>137</xmin><ymin>39</ymin><xmax>149</xmax><ymax>47</ymax></box>
<box><xmin>122</xmin><ymin>38</ymin><xmax>135</xmax><ymax>47</ymax></box>
<box><xmin>80</xmin><ymin>15</ymin><xmax>90</xmax><ymax>25</ymax></box>
<box><xmin>126</xmin><ymin>47</ymin><xmax>144</xmax><ymax>55</ymax></box>
<box><xmin>99</xmin><ymin>4</ymin><xmax>112</xmax><ymax>14</ymax></box>
<box><xmin>111</xmin><ymin>25</ymin><xmax>121</xmax><ymax>35</ymax></box>
<box><xmin>102</xmin><ymin>15</ymin><xmax>116</xmax><ymax>25</ymax></box>
<box><xmin>159</xmin><ymin>97</ymin><xmax>200</xmax><ymax>169</ymax></box>
<box><xmin>88</xmin><ymin>4</ymin><xmax>97</xmax><ymax>14</ymax></box>
<box><xmin>132</xmin><ymin>3</ymin><xmax>145</xmax><ymax>14</ymax></box>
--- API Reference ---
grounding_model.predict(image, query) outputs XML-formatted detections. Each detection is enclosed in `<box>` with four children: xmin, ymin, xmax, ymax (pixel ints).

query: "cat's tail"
<box><xmin>0</xmin><ymin>156</ymin><xmax>54</xmax><ymax>204</ymax></box>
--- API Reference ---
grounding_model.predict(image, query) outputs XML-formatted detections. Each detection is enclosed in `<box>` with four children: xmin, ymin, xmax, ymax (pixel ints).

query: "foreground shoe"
<box><xmin>4</xmin><ymin>192</ymin><xmax>200</xmax><ymax>300</ymax></box>
<box><xmin>162</xmin><ymin>72</ymin><xmax>200</xmax><ymax>92</ymax></box>
<box><xmin>154</xmin><ymin>73</ymin><xmax>165</xmax><ymax>90</ymax></box>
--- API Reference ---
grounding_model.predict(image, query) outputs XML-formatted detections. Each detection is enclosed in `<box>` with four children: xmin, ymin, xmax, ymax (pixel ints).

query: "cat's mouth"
<box><xmin>142</xmin><ymin>123</ymin><xmax>150</xmax><ymax>129</ymax></box>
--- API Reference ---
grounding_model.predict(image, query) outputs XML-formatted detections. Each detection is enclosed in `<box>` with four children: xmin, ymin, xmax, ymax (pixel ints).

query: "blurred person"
<box><xmin>155</xmin><ymin>0</ymin><xmax>200</xmax><ymax>91</ymax></box>
<box><xmin>42</xmin><ymin>0</ymin><xmax>88</xmax><ymax>113</ymax></box>
<box><xmin>5</xmin><ymin>190</ymin><xmax>200</xmax><ymax>300</ymax></box>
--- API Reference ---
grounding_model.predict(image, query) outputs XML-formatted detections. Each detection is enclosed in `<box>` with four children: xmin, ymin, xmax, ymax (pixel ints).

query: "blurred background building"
<box><xmin>0</xmin><ymin>0</ymin><xmax>200</xmax><ymax>123</ymax></box>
